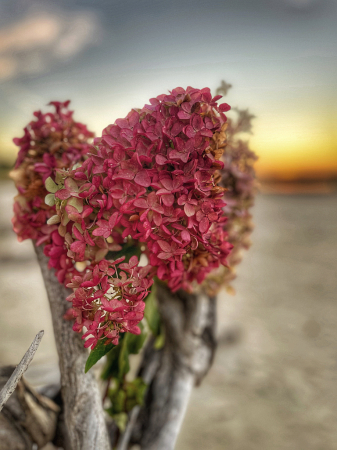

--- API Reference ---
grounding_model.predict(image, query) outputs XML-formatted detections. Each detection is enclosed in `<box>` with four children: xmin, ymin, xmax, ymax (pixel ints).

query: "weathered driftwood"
<box><xmin>116</xmin><ymin>336</ymin><xmax>161</xmax><ymax>450</ymax></box>
<box><xmin>127</xmin><ymin>282</ymin><xmax>217</xmax><ymax>450</ymax></box>
<box><xmin>0</xmin><ymin>330</ymin><xmax>44</xmax><ymax>412</ymax></box>
<box><xmin>33</xmin><ymin>245</ymin><xmax>216</xmax><ymax>450</ymax></box>
<box><xmin>0</xmin><ymin>366</ymin><xmax>59</xmax><ymax>449</ymax></box>
<box><xmin>34</xmin><ymin>245</ymin><xmax>111</xmax><ymax>450</ymax></box>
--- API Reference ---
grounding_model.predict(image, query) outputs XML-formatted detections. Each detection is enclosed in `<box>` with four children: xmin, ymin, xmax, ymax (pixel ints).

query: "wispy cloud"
<box><xmin>0</xmin><ymin>10</ymin><xmax>101</xmax><ymax>81</ymax></box>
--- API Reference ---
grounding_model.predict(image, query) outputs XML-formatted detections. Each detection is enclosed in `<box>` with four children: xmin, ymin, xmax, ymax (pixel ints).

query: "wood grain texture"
<box><xmin>34</xmin><ymin>245</ymin><xmax>111</xmax><ymax>450</ymax></box>
<box><xmin>0</xmin><ymin>366</ymin><xmax>59</xmax><ymax>449</ymax></box>
<box><xmin>0</xmin><ymin>330</ymin><xmax>44</xmax><ymax>412</ymax></box>
<box><xmin>130</xmin><ymin>282</ymin><xmax>217</xmax><ymax>450</ymax></box>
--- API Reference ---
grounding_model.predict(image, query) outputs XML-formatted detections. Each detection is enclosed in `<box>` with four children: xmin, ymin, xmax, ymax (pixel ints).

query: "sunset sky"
<box><xmin>0</xmin><ymin>0</ymin><xmax>336</xmax><ymax>181</ymax></box>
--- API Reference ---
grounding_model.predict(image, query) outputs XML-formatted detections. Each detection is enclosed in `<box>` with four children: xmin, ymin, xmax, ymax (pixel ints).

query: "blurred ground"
<box><xmin>0</xmin><ymin>180</ymin><xmax>336</xmax><ymax>450</ymax></box>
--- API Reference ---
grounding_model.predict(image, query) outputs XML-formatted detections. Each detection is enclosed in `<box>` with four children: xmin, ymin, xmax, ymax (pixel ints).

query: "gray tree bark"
<box><xmin>34</xmin><ymin>245</ymin><xmax>111</xmax><ymax>450</ymax></box>
<box><xmin>127</xmin><ymin>282</ymin><xmax>217</xmax><ymax>450</ymax></box>
<box><xmin>0</xmin><ymin>366</ymin><xmax>59</xmax><ymax>450</ymax></box>
<box><xmin>0</xmin><ymin>330</ymin><xmax>44</xmax><ymax>412</ymax></box>
<box><xmin>30</xmin><ymin>247</ymin><xmax>216</xmax><ymax>450</ymax></box>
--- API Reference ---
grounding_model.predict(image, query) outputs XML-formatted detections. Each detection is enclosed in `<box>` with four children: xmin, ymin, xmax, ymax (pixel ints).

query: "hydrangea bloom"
<box><xmin>65</xmin><ymin>256</ymin><xmax>153</xmax><ymax>348</ymax></box>
<box><xmin>11</xmin><ymin>101</ymin><xmax>94</xmax><ymax>283</ymax></box>
<box><xmin>203</xmin><ymin>113</ymin><xmax>258</xmax><ymax>296</ymax></box>
<box><xmin>12</xmin><ymin>88</ymin><xmax>238</xmax><ymax>350</ymax></box>
<box><xmin>52</xmin><ymin>87</ymin><xmax>233</xmax><ymax>297</ymax></box>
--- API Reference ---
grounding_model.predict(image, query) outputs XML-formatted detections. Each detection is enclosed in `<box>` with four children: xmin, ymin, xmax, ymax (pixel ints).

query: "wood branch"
<box><xmin>0</xmin><ymin>331</ymin><xmax>44</xmax><ymax>412</ymax></box>
<box><xmin>116</xmin><ymin>337</ymin><xmax>160</xmax><ymax>450</ymax></box>
<box><xmin>129</xmin><ymin>282</ymin><xmax>217</xmax><ymax>450</ymax></box>
<box><xmin>0</xmin><ymin>366</ymin><xmax>59</xmax><ymax>449</ymax></box>
<box><xmin>34</xmin><ymin>245</ymin><xmax>111</xmax><ymax>450</ymax></box>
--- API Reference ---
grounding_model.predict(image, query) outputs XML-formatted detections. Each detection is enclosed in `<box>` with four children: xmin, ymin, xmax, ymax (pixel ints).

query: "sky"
<box><xmin>0</xmin><ymin>0</ymin><xmax>336</xmax><ymax>181</ymax></box>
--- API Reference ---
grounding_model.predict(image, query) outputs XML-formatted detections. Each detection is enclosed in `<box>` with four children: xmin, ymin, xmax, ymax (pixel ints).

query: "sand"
<box><xmin>1</xmin><ymin>180</ymin><xmax>336</xmax><ymax>449</ymax></box>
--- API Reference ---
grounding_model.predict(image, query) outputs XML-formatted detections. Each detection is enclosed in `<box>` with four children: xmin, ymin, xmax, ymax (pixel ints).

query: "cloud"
<box><xmin>0</xmin><ymin>10</ymin><xmax>101</xmax><ymax>81</ymax></box>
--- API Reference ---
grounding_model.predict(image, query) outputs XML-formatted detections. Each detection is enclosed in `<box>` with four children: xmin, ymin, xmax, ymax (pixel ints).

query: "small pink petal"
<box><xmin>199</xmin><ymin>218</ymin><xmax>210</xmax><ymax>233</ymax></box>
<box><xmin>157</xmin><ymin>265</ymin><xmax>166</xmax><ymax>279</ymax></box>
<box><xmin>156</xmin><ymin>154</ymin><xmax>168</xmax><ymax>165</ymax></box>
<box><xmin>134</xmin><ymin>170</ymin><xmax>151</xmax><ymax>187</ymax></box>
<box><xmin>158</xmin><ymin>240</ymin><xmax>171</xmax><ymax>252</ymax></box>
<box><xmin>157</xmin><ymin>252</ymin><xmax>172</xmax><ymax>260</ymax></box>
<box><xmin>70</xmin><ymin>241</ymin><xmax>85</xmax><ymax>253</ymax></box>
<box><xmin>109</xmin><ymin>211</ymin><xmax>119</xmax><ymax>229</ymax></box>
<box><xmin>183</xmin><ymin>125</ymin><xmax>196</xmax><ymax>138</ymax></box>
<box><xmin>181</xmin><ymin>230</ymin><xmax>191</xmax><ymax>242</ymax></box>
<box><xmin>200</xmin><ymin>129</ymin><xmax>213</xmax><ymax>137</ymax></box>
<box><xmin>115</xmin><ymin>118</ymin><xmax>129</xmax><ymax>128</ymax></box>
<box><xmin>184</xmin><ymin>203</ymin><xmax>196</xmax><ymax>217</ymax></box>
<box><xmin>128</xmin><ymin>325</ymin><xmax>141</xmax><ymax>335</ymax></box>
<box><xmin>55</xmin><ymin>189</ymin><xmax>71</xmax><ymax>200</ymax></box>
<box><xmin>134</xmin><ymin>198</ymin><xmax>148</xmax><ymax>209</ymax></box>
<box><xmin>177</xmin><ymin>111</ymin><xmax>191</xmax><ymax>120</ymax></box>
<box><xmin>219</xmin><ymin>103</ymin><xmax>231</xmax><ymax>112</ymax></box>
<box><xmin>171</xmin><ymin>122</ymin><xmax>184</xmax><ymax>136</ymax></box>
<box><xmin>211</xmin><ymin>95</ymin><xmax>222</xmax><ymax>102</ymax></box>
<box><xmin>162</xmin><ymin>194</ymin><xmax>174</xmax><ymax>207</ymax></box>
<box><xmin>161</xmin><ymin>178</ymin><xmax>173</xmax><ymax>190</ymax></box>
<box><xmin>153</xmin><ymin>211</ymin><xmax>162</xmax><ymax>226</ymax></box>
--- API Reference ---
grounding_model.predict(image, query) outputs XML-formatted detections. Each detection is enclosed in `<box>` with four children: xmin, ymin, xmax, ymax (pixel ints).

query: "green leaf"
<box><xmin>154</xmin><ymin>331</ymin><xmax>165</xmax><ymax>350</ymax></box>
<box><xmin>47</xmin><ymin>214</ymin><xmax>60</xmax><ymax>225</ymax></box>
<box><xmin>107</xmin><ymin>387</ymin><xmax>126</xmax><ymax>415</ymax></box>
<box><xmin>101</xmin><ymin>324</ymin><xmax>147</xmax><ymax>381</ymax></box>
<box><xmin>65</xmin><ymin>177</ymin><xmax>79</xmax><ymax>192</ymax></box>
<box><xmin>45</xmin><ymin>193</ymin><xmax>55</xmax><ymax>206</ymax></box>
<box><xmin>106</xmin><ymin>241</ymin><xmax>141</xmax><ymax>263</ymax></box>
<box><xmin>110</xmin><ymin>412</ymin><xmax>128</xmax><ymax>432</ymax></box>
<box><xmin>118</xmin><ymin>323</ymin><xmax>147</xmax><ymax>381</ymax></box>
<box><xmin>45</xmin><ymin>177</ymin><xmax>58</xmax><ymax>193</ymax></box>
<box><xmin>67</xmin><ymin>197</ymin><xmax>83</xmax><ymax>212</ymax></box>
<box><xmin>101</xmin><ymin>338</ymin><xmax>124</xmax><ymax>380</ymax></box>
<box><xmin>55</xmin><ymin>171</ymin><xmax>63</xmax><ymax>184</ymax></box>
<box><xmin>85</xmin><ymin>339</ymin><xmax>116</xmax><ymax>373</ymax></box>
<box><xmin>72</xmin><ymin>162</ymin><xmax>82</xmax><ymax>171</ymax></box>
<box><xmin>107</xmin><ymin>378</ymin><xmax>147</xmax><ymax>418</ymax></box>
<box><xmin>144</xmin><ymin>286</ymin><xmax>161</xmax><ymax>336</ymax></box>
<box><xmin>125</xmin><ymin>377</ymin><xmax>147</xmax><ymax>411</ymax></box>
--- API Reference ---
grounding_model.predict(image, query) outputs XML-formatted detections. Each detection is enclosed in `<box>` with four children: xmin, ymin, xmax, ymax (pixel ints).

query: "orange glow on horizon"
<box><xmin>1</xmin><ymin>111</ymin><xmax>337</xmax><ymax>183</ymax></box>
<box><xmin>249</xmin><ymin>114</ymin><xmax>337</xmax><ymax>181</ymax></box>
<box><xmin>255</xmin><ymin>157</ymin><xmax>337</xmax><ymax>181</ymax></box>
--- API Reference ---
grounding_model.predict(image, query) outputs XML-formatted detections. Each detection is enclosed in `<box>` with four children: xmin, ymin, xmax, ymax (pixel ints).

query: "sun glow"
<box><xmin>250</xmin><ymin>109</ymin><xmax>337</xmax><ymax>181</ymax></box>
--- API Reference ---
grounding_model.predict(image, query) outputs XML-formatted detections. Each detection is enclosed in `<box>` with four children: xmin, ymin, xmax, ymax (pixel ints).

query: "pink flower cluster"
<box><xmin>202</xmin><ymin>110</ymin><xmax>258</xmax><ymax>296</ymax></box>
<box><xmin>65</xmin><ymin>256</ymin><xmax>153</xmax><ymax>349</ymax></box>
<box><xmin>11</xmin><ymin>101</ymin><xmax>93</xmax><ymax>243</ymax></box>
<box><xmin>12</xmin><ymin>88</ymin><xmax>234</xmax><ymax>350</ymax></box>
<box><xmin>55</xmin><ymin>86</ymin><xmax>233</xmax><ymax>295</ymax></box>
<box><xmin>11</xmin><ymin>101</ymin><xmax>94</xmax><ymax>284</ymax></box>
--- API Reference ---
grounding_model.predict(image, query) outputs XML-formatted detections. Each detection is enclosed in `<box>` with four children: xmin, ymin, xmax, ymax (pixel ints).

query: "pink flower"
<box><xmin>66</xmin><ymin>257</ymin><xmax>153</xmax><ymax>349</ymax></box>
<box><xmin>133</xmin><ymin>192</ymin><xmax>164</xmax><ymax>226</ymax></box>
<box><xmin>196</xmin><ymin>201</ymin><xmax>219</xmax><ymax>233</ymax></box>
<box><xmin>11</xmin><ymin>100</ymin><xmax>94</xmax><ymax>284</ymax></box>
<box><xmin>92</xmin><ymin>212</ymin><xmax>120</xmax><ymax>239</ymax></box>
<box><xmin>70</xmin><ymin>226</ymin><xmax>95</xmax><ymax>260</ymax></box>
<box><xmin>55</xmin><ymin>178</ymin><xmax>80</xmax><ymax>200</ymax></box>
<box><xmin>177</xmin><ymin>193</ymin><xmax>198</xmax><ymax>217</ymax></box>
<box><xmin>13</xmin><ymin>88</ymin><xmax>236</xmax><ymax>350</ymax></box>
<box><xmin>157</xmin><ymin>240</ymin><xmax>186</xmax><ymax>260</ymax></box>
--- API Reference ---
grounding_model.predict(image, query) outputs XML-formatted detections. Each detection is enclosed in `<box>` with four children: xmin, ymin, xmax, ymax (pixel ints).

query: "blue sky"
<box><xmin>0</xmin><ymin>0</ymin><xmax>336</xmax><ymax>178</ymax></box>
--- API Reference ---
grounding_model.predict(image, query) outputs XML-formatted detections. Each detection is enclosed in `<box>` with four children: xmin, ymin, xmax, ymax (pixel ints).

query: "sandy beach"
<box><xmin>0</xmin><ymin>180</ymin><xmax>336</xmax><ymax>450</ymax></box>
